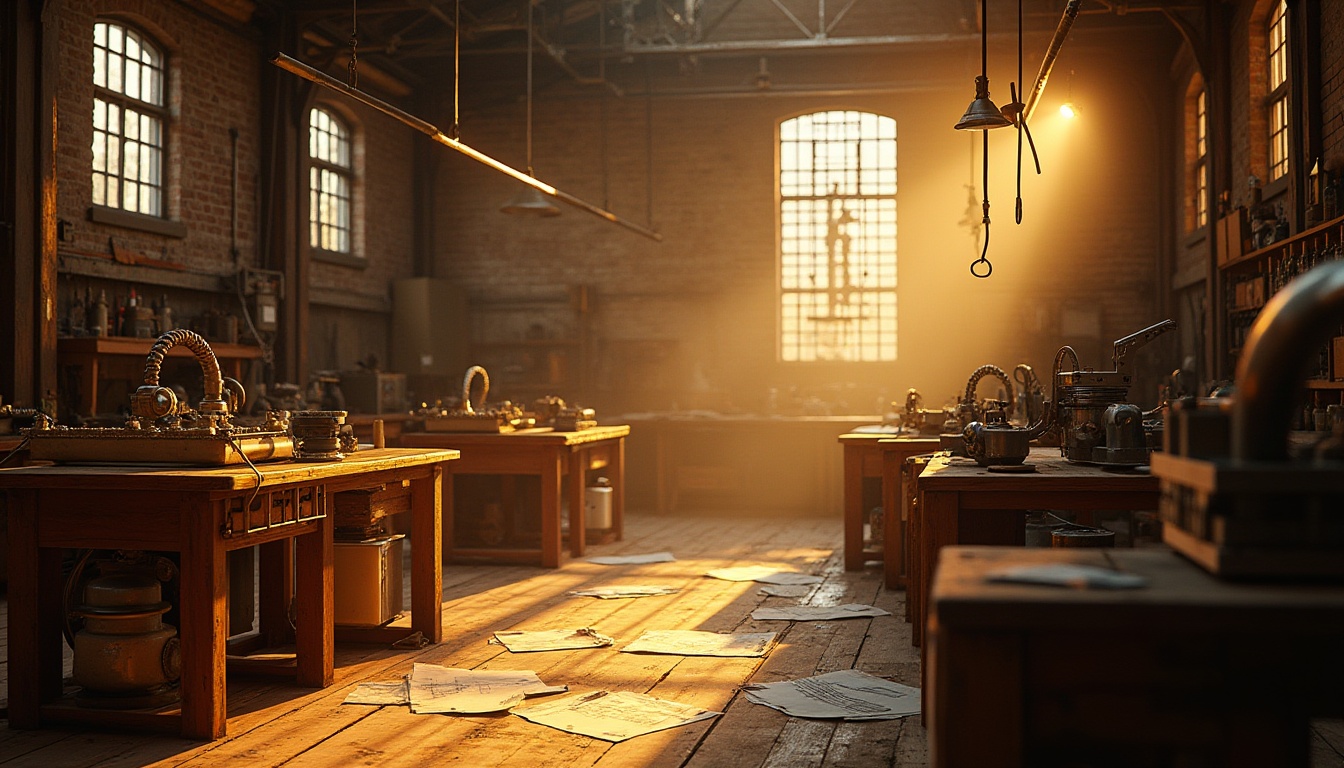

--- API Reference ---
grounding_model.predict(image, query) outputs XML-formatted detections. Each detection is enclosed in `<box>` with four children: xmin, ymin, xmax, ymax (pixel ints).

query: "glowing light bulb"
<box><xmin>1059</xmin><ymin>102</ymin><xmax>1078</xmax><ymax>119</ymax></box>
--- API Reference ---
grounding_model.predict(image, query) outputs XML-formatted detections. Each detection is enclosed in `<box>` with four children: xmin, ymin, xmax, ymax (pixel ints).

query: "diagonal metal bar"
<box><xmin>769</xmin><ymin>0</ymin><xmax>815</xmax><ymax>38</ymax></box>
<box><xmin>271</xmin><ymin>53</ymin><xmax>661</xmax><ymax>242</ymax></box>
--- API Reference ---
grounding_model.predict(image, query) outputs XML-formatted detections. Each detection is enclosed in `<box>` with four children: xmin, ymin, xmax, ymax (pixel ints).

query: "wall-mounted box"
<box><xmin>334</xmin><ymin>534</ymin><xmax>404</xmax><ymax>627</ymax></box>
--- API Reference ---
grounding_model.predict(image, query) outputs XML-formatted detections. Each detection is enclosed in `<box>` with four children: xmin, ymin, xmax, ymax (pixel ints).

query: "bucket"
<box><xmin>585</xmin><ymin>478</ymin><xmax>613</xmax><ymax>530</ymax></box>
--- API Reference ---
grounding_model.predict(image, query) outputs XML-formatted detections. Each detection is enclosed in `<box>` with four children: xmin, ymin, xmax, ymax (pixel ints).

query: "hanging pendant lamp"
<box><xmin>502</xmin><ymin>0</ymin><xmax>561</xmax><ymax>216</ymax></box>
<box><xmin>954</xmin><ymin>0</ymin><xmax>1012</xmax><ymax>131</ymax></box>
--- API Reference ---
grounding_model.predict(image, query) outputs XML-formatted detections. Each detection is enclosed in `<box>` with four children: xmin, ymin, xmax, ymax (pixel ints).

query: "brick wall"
<box><xmin>435</xmin><ymin>33</ymin><xmax>1178</xmax><ymax>416</ymax></box>
<box><xmin>52</xmin><ymin>0</ymin><xmax>420</xmax><ymax>395</ymax></box>
<box><xmin>1323</xmin><ymin>0</ymin><xmax>1344</xmax><ymax>173</ymax></box>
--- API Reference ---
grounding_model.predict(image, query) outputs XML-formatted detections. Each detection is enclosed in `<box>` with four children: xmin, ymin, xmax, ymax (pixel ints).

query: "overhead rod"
<box><xmin>271</xmin><ymin>52</ymin><xmax>662</xmax><ymax>242</ymax></box>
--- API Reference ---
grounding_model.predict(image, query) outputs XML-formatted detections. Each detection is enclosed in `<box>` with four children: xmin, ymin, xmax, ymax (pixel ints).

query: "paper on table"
<box><xmin>513</xmin><ymin>690</ymin><xmax>720</xmax><ymax>742</ymax></box>
<box><xmin>342</xmin><ymin>680</ymin><xmax>409</xmax><ymax>706</ymax></box>
<box><xmin>587</xmin><ymin>552</ymin><xmax>677</xmax><ymax>565</ymax></box>
<box><xmin>705</xmin><ymin>565</ymin><xmax>823</xmax><ymax>585</ymax></box>
<box><xmin>984</xmin><ymin>563</ymin><xmax>1149</xmax><ymax>589</ymax></box>
<box><xmin>750</xmin><ymin>604</ymin><xmax>891</xmax><ymax>621</ymax></box>
<box><xmin>744</xmin><ymin>669</ymin><xmax>921</xmax><ymax>720</ymax></box>
<box><xmin>491</xmin><ymin>627</ymin><xmax>616</xmax><ymax>652</ymax></box>
<box><xmin>568</xmin><ymin>585</ymin><xmax>680</xmax><ymax>599</ymax></box>
<box><xmin>757</xmin><ymin>584</ymin><xmax>812</xmax><ymax>597</ymax></box>
<box><xmin>408</xmin><ymin>663</ymin><xmax>567</xmax><ymax>714</ymax></box>
<box><xmin>622</xmin><ymin>629</ymin><xmax>776</xmax><ymax>657</ymax></box>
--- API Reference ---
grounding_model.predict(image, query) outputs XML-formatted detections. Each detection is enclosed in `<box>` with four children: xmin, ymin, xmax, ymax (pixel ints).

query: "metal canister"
<box><xmin>73</xmin><ymin>573</ymin><xmax>181</xmax><ymax>707</ymax></box>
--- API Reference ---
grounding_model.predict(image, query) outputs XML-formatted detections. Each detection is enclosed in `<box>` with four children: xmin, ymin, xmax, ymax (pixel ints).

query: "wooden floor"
<box><xmin>1</xmin><ymin>512</ymin><xmax>1342</xmax><ymax>767</ymax></box>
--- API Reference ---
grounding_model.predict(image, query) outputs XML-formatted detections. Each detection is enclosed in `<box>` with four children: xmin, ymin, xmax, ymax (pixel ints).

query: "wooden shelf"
<box><xmin>58</xmin><ymin>335</ymin><xmax>263</xmax><ymax>359</ymax></box>
<box><xmin>1220</xmin><ymin>212</ymin><xmax>1344</xmax><ymax>271</ymax></box>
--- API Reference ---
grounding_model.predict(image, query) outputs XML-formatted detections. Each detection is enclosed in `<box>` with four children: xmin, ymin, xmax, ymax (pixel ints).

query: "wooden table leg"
<box><xmin>181</xmin><ymin>498</ymin><xmax>229</xmax><ymax>740</ymax></box>
<box><xmin>882</xmin><ymin>451</ymin><xmax>904</xmax><ymax>589</ymax></box>
<box><xmin>293</xmin><ymin>503</ymin><xmax>333</xmax><ymax>688</ymax></box>
<box><xmin>7</xmin><ymin>489</ymin><xmax>63</xmax><ymax>729</ymax></box>
<box><xmin>918</xmin><ymin>490</ymin><xmax>959</xmax><ymax>665</ymax></box>
<box><xmin>410</xmin><ymin>466</ymin><xmax>443</xmax><ymax>643</ymax></box>
<box><xmin>540</xmin><ymin>454</ymin><xmax>563</xmax><ymax>568</ymax></box>
<box><xmin>843</xmin><ymin>445</ymin><xmax>864</xmax><ymax>571</ymax></box>
<box><xmin>612</xmin><ymin>437</ymin><xmax>625</xmax><ymax>541</ymax></box>
<box><xmin>568</xmin><ymin>449</ymin><xmax>586</xmax><ymax>558</ymax></box>
<box><xmin>258</xmin><ymin>538</ymin><xmax>294</xmax><ymax>647</ymax></box>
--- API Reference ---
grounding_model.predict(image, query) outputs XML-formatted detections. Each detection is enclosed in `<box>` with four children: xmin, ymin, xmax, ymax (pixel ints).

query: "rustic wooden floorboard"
<box><xmin>3</xmin><ymin>511</ymin><xmax>1342</xmax><ymax>767</ymax></box>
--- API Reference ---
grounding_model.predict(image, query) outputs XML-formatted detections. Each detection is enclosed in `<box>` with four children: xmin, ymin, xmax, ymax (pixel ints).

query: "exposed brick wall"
<box><xmin>435</xmin><ymin>35</ymin><xmax>1177</xmax><ymax>415</ymax></box>
<box><xmin>1323</xmin><ymin>0</ymin><xmax>1344</xmax><ymax>174</ymax></box>
<box><xmin>52</xmin><ymin>0</ymin><xmax>419</xmax><ymax>388</ymax></box>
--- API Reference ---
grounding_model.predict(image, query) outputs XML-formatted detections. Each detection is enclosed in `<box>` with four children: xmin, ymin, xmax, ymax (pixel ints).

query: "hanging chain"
<box><xmin>347</xmin><ymin>0</ymin><xmax>359</xmax><ymax>88</ymax></box>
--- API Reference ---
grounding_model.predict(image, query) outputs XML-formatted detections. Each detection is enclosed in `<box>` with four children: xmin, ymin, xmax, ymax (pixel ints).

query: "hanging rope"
<box><xmin>347</xmin><ymin>0</ymin><xmax>359</xmax><ymax>88</ymax></box>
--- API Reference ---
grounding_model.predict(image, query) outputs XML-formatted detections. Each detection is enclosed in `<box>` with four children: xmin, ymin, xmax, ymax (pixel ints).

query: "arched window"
<box><xmin>1266</xmin><ymin>0</ymin><xmax>1289</xmax><ymax>182</ymax></box>
<box><xmin>1184</xmin><ymin>76</ymin><xmax>1208</xmax><ymax>231</ymax></box>
<box><xmin>778</xmin><ymin>110</ymin><xmax>897</xmax><ymax>362</ymax></box>
<box><xmin>92</xmin><ymin>20</ymin><xmax>166</xmax><ymax>216</ymax></box>
<box><xmin>309</xmin><ymin>106</ymin><xmax>355</xmax><ymax>255</ymax></box>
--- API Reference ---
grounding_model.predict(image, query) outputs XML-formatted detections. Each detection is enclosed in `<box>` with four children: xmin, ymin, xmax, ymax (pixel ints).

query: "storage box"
<box><xmin>340</xmin><ymin>371</ymin><xmax>407</xmax><ymax>414</ymax></box>
<box><xmin>333</xmin><ymin>535</ymin><xmax>404</xmax><ymax>627</ymax></box>
<box><xmin>1334</xmin><ymin>337</ymin><xmax>1344</xmax><ymax>381</ymax></box>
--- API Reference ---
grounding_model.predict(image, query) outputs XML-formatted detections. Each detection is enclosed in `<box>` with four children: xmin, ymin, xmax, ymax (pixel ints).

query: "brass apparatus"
<box><xmin>1048</xmin><ymin>319</ymin><xmax>1176</xmax><ymax>465</ymax></box>
<box><xmin>27</xmin><ymin>329</ymin><xmax>293</xmax><ymax>465</ymax></box>
<box><xmin>419</xmin><ymin>365</ymin><xmax>526</xmax><ymax>433</ymax></box>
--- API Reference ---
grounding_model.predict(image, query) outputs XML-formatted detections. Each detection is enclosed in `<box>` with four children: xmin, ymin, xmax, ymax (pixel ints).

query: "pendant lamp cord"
<box><xmin>1013</xmin><ymin>0</ymin><xmax>1041</xmax><ymax>225</ymax></box>
<box><xmin>525</xmin><ymin>0</ymin><xmax>534</xmax><ymax>177</ymax></box>
<box><xmin>347</xmin><ymin>0</ymin><xmax>358</xmax><ymax>88</ymax></box>
<box><xmin>450</xmin><ymin>0</ymin><xmax>460</xmax><ymax>139</ymax></box>
<box><xmin>971</xmin><ymin>0</ymin><xmax>992</xmax><ymax>278</ymax></box>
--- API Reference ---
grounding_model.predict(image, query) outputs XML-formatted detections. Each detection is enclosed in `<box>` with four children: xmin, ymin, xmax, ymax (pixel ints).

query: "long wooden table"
<box><xmin>838</xmin><ymin>432</ymin><xmax>938</xmax><ymax>572</ymax></box>
<box><xmin>0</xmin><ymin>447</ymin><xmax>458</xmax><ymax>740</ymax></box>
<box><xmin>912</xmin><ymin>448</ymin><xmax>1160</xmax><ymax>649</ymax></box>
<box><xmin>401</xmin><ymin>426</ymin><xmax>627</xmax><ymax>567</ymax></box>
<box><xmin>927</xmin><ymin>545</ymin><xmax>1344</xmax><ymax>767</ymax></box>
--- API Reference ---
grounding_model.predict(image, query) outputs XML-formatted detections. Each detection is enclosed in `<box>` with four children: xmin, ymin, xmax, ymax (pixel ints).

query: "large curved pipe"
<box><xmin>143</xmin><ymin>329</ymin><xmax>227</xmax><ymax>416</ymax></box>
<box><xmin>1233</xmin><ymin>260</ymin><xmax>1344</xmax><ymax>461</ymax></box>
<box><xmin>963</xmin><ymin>364</ymin><xmax>1016</xmax><ymax>417</ymax></box>
<box><xmin>461</xmin><ymin>366</ymin><xmax>490</xmax><ymax>415</ymax></box>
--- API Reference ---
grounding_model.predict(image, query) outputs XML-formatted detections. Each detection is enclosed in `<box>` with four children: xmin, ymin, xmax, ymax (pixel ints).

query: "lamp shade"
<box><xmin>954</xmin><ymin>77</ymin><xmax>1013</xmax><ymax>130</ymax></box>
<box><xmin>500</xmin><ymin>185</ymin><xmax>561</xmax><ymax>217</ymax></box>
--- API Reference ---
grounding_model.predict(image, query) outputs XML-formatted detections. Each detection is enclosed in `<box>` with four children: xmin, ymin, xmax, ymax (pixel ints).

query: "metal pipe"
<box><xmin>1022</xmin><ymin>0</ymin><xmax>1082</xmax><ymax>123</ymax></box>
<box><xmin>1232</xmin><ymin>260</ymin><xmax>1344</xmax><ymax>461</ymax></box>
<box><xmin>271</xmin><ymin>53</ymin><xmax>663</xmax><ymax>242</ymax></box>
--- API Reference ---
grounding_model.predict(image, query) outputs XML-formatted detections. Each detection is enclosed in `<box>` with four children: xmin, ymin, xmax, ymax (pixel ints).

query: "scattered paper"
<box><xmin>622</xmin><ymin>629</ymin><xmax>776</xmax><ymax>657</ymax></box>
<box><xmin>750</xmin><ymin>604</ymin><xmax>891</xmax><ymax>621</ymax></box>
<box><xmin>705</xmin><ymin>565</ymin><xmax>823</xmax><ymax>585</ymax></box>
<box><xmin>587</xmin><ymin>552</ymin><xmax>677</xmax><ymax>565</ymax></box>
<box><xmin>744</xmin><ymin>670</ymin><xmax>921</xmax><ymax>721</ymax></box>
<box><xmin>408</xmin><ymin>663</ymin><xmax>566</xmax><ymax>714</ymax></box>
<box><xmin>568</xmin><ymin>585</ymin><xmax>680</xmax><ymax>599</ymax></box>
<box><xmin>513</xmin><ymin>690</ymin><xmax>720</xmax><ymax>742</ymax></box>
<box><xmin>984</xmin><ymin>563</ymin><xmax>1149</xmax><ymax>590</ymax></box>
<box><xmin>757</xmin><ymin>584</ymin><xmax>812</xmax><ymax>598</ymax></box>
<box><xmin>342</xmin><ymin>680</ymin><xmax>409</xmax><ymax>706</ymax></box>
<box><xmin>491</xmin><ymin>628</ymin><xmax>615</xmax><ymax>652</ymax></box>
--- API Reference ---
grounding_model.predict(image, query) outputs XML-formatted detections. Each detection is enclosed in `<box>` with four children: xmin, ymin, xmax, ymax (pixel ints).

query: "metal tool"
<box><xmin>419</xmin><ymin>366</ymin><xmax>526</xmax><ymax>433</ymax></box>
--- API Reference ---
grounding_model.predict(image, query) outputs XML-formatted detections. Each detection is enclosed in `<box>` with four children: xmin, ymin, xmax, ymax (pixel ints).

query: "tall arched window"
<box><xmin>1266</xmin><ymin>0</ymin><xmax>1289</xmax><ymax>182</ymax></box>
<box><xmin>309</xmin><ymin>106</ymin><xmax>355</xmax><ymax>255</ymax></box>
<box><xmin>778</xmin><ymin>111</ymin><xmax>897</xmax><ymax>362</ymax></box>
<box><xmin>1184</xmin><ymin>76</ymin><xmax>1208</xmax><ymax>231</ymax></box>
<box><xmin>92</xmin><ymin>20</ymin><xmax>166</xmax><ymax>216</ymax></box>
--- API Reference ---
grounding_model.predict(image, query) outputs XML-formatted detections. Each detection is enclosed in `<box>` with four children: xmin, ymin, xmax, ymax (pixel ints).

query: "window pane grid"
<box><xmin>779</xmin><ymin>111</ymin><xmax>897</xmax><ymax>362</ymax></box>
<box><xmin>92</xmin><ymin>21</ymin><xmax>165</xmax><ymax>217</ymax></box>
<box><xmin>308</xmin><ymin>107</ymin><xmax>355</xmax><ymax>255</ymax></box>
<box><xmin>1196</xmin><ymin>89</ymin><xmax>1208</xmax><ymax>228</ymax></box>
<box><xmin>1267</xmin><ymin>1</ymin><xmax>1289</xmax><ymax>182</ymax></box>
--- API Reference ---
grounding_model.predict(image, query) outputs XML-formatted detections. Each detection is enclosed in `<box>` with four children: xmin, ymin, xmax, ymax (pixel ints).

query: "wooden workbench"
<box><xmin>927</xmin><ymin>545</ymin><xmax>1344</xmax><ymax>767</ymax></box>
<box><xmin>912</xmin><ymin>448</ymin><xmax>1160</xmax><ymax>648</ymax></box>
<box><xmin>401</xmin><ymin>426</ymin><xmax>627</xmax><ymax>567</ymax></box>
<box><xmin>836</xmin><ymin>432</ymin><xmax>939</xmax><ymax>576</ymax></box>
<box><xmin>0</xmin><ymin>447</ymin><xmax>457</xmax><ymax>740</ymax></box>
